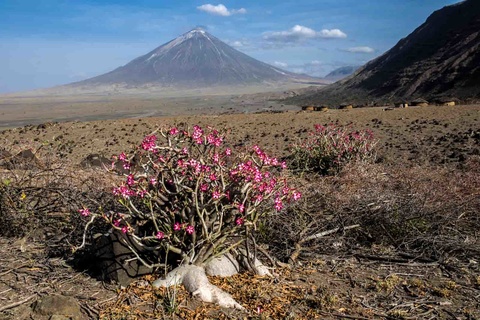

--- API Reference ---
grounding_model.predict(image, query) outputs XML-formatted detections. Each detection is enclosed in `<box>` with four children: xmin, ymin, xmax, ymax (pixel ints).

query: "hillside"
<box><xmin>324</xmin><ymin>66</ymin><xmax>360</xmax><ymax>82</ymax></box>
<box><xmin>288</xmin><ymin>0</ymin><xmax>480</xmax><ymax>106</ymax></box>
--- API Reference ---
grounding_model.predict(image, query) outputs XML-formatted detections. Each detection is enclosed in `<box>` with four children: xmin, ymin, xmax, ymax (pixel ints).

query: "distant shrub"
<box><xmin>77</xmin><ymin>125</ymin><xmax>300</xmax><ymax>268</ymax></box>
<box><xmin>289</xmin><ymin>124</ymin><xmax>377</xmax><ymax>175</ymax></box>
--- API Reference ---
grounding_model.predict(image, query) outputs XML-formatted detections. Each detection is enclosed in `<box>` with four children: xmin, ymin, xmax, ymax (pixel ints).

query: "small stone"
<box><xmin>32</xmin><ymin>295</ymin><xmax>84</xmax><ymax>320</ymax></box>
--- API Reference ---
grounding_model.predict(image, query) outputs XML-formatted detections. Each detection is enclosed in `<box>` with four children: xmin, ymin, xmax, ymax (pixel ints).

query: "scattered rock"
<box><xmin>79</xmin><ymin>153</ymin><xmax>111</xmax><ymax>169</ymax></box>
<box><xmin>32</xmin><ymin>295</ymin><xmax>84</xmax><ymax>320</ymax></box>
<box><xmin>4</xmin><ymin>149</ymin><xmax>41</xmax><ymax>170</ymax></box>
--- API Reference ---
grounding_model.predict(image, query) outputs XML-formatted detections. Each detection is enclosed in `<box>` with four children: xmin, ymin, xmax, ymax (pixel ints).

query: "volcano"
<box><xmin>73</xmin><ymin>28</ymin><xmax>323</xmax><ymax>89</ymax></box>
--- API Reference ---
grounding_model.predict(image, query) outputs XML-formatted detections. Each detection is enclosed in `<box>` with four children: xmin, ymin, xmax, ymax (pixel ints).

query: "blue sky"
<box><xmin>0</xmin><ymin>0</ymin><xmax>461</xmax><ymax>93</ymax></box>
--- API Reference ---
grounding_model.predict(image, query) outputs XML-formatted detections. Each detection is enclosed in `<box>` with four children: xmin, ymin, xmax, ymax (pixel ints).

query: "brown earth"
<box><xmin>0</xmin><ymin>103</ymin><xmax>479</xmax><ymax>319</ymax></box>
<box><xmin>1</xmin><ymin>104</ymin><xmax>479</xmax><ymax>166</ymax></box>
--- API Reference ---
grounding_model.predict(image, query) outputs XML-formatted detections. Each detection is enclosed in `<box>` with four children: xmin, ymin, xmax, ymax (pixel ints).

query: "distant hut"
<box><xmin>435</xmin><ymin>97</ymin><xmax>458</xmax><ymax>106</ymax></box>
<box><xmin>301</xmin><ymin>105</ymin><xmax>315</xmax><ymax>111</ymax></box>
<box><xmin>411</xmin><ymin>98</ymin><xmax>429</xmax><ymax>107</ymax></box>
<box><xmin>394</xmin><ymin>100</ymin><xmax>408</xmax><ymax>108</ymax></box>
<box><xmin>315</xmin><ymin>106</ymin><xmax>329</xmax><ymax>112</ymax></box>
<box><xmin>339</xmin><ymin>103</ymin><xmax>353</xmax><ymax>110</ymax></box>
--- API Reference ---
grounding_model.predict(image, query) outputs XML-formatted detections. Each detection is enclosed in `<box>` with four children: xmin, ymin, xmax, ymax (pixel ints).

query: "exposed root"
<box><xmin>152</xmin><ymin>252</ymin><xmax>274</xmax><ymax>309</ymax></box>
<box><xmin>152</xmin><ymin>265</ymin><xmax>244</xmax><ymax>310</ymax></box>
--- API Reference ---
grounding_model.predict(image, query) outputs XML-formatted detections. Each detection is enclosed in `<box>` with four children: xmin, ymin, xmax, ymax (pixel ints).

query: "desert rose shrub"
<box><xmin>289</xmin><ymin>124</ymin><xmax>377</xmax><ymax>175</ymax></box>
<box><xmin>78</xmin><ymin>125</ymin><xmax>300</xmax><ymax>267</ymax></box>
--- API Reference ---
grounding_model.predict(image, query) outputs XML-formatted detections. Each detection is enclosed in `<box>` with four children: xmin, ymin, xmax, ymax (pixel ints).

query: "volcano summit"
<box><xmin>72</xmin><ymin>28</ymin><xmax>323</xmax><ymax>90</ymax></box>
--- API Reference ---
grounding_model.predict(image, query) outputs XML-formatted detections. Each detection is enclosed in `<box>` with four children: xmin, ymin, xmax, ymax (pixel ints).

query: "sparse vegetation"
<box><xmin>0</xmin><ymin>106</ymin><xmax>479</xmax><ymax>319</ymax></box>
<box><xmin>288</xmin><ymin>124</ymin><xmax>377</xmax><ymax>175</ymax></box>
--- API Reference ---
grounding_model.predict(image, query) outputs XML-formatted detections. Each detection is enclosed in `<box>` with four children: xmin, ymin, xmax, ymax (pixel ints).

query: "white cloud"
<box><xmin>231</xmin><ymin>41</ymin><xmax>244</xmax><ymax>47</ymax></box>
<box><xmin>273</xmin><ymin>61</ymin><xmax>288</xmax><ymax>68</ymax></box>
<box><xmin>272</xmin><ymin>60</ymin><xmax>325</xmax><ymax>77</ymax></box>
<box><xmin>346</xmin><ymin>46</ymin><xmax>375</xmax><ymax>53</ymax></box>
<box><xmin>233</xmin><ymin>8</ymin><xmax>247</xmax><ymax>14</ymax></box>
<box><xmin>197</xmin><ymin>4</ymin><xmax>246</xmax><ymax>16</ymax></box>
<box><xmin>318</xmin><ymin>29</ymin><xmax>347</xmax><ymax>39</ymax></box>
<box><xmin>263</xmin><ymin>25</ymin><xmax>347</xmax><ymax>43</ymax></box>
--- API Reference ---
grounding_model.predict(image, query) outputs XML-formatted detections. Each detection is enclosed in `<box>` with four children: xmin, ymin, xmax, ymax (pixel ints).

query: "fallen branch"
<box><xmin>305</xmin><ymin>224</ymin><xmax>360</xmax><ymax>242</ymax></box>
<box><xmin>0</xmin><ymin>294</ymin><xmax>36</xmax><ymax>312</ymax></box>
<box><xmin>355</xmin><ymin>254</ymin><xmax>439</xmax><ymax>266</ymax></box>
<box><xmin>289</xmin><ymin>224</ymin><xmax>360</xmax><ymax>263</ymax></box>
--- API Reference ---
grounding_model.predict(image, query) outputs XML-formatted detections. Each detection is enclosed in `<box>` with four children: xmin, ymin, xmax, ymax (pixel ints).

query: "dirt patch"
<box><xmin>0</xmin><ymin>105</ymin><xmax>479</xmax><ymax>167</ymax></box>
<box><xmin>0</xmin><ymin>238</ymin><xmax>117</xmax><ymax>320</ymax></box>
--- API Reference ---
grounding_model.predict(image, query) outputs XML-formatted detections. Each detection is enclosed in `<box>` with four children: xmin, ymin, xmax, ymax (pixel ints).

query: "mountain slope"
<box><xmin>324</xmin><ymin>66</ymin><xmax>360</xmax><ymax>82</ymax></box>
<box><xmin>290</xmin><ymin>0</ymin><xmax>480</xmax><ymax>105</ymax></box>
<box><xmin>73</xmin><ymin>28</ymin><xmax>324</xmax><ymax>89</ymax></box>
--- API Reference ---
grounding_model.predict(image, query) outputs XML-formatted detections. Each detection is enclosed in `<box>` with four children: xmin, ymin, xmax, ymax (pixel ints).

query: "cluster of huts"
<box><xmin>301</xmin><ymin>97</ymin><xmax>458</xmax><ymax>112</ymax></box>
<box><xmin>301</xmin><ymin>103</ymin><xmax>354</xmax><ymax>111</ymax></box>
<box><xmin>394</xmin><ymin>97</ymin><xmax>457</xmax><ymax>108</ymax></box>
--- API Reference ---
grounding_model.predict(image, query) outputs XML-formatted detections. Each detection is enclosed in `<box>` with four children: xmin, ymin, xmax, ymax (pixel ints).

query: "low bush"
<box><xmin>77</xmin><ymin>125</ymin><xmax>300</xmax><ymax>269</ymax></box>
<box><xmin>288</xmin><ymin>124</ymin><xmax>377</xmax><ymax>175</ymax></box>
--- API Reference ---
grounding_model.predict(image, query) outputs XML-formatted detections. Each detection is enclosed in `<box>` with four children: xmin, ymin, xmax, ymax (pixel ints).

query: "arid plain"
<box><xmin>0</xmin><ymin>91</ymin><xmax>479</xmax><ymax>319</ymax></box>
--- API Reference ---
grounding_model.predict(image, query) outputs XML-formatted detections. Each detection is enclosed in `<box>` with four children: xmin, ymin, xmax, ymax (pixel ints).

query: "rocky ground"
<box><xmin>1</xmin><ymin>104</ymin><xmax>478</xmax><ymax>166</ymax></box>
<box><xmin>0</xmin><ymin>104</ymin><xmax>479</xmax><ymax>319</ymax></box>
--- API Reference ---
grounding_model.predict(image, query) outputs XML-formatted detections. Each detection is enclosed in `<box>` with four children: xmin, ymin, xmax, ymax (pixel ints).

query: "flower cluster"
<box><xmin>290</xmin><ymin>124</ymin><xmax>377</xmax><ymax>175</ymax></box>
<box><xmin>80</xmin><ymin>124</ymin><xmax>300</xmax><ymax>266</ymax></box>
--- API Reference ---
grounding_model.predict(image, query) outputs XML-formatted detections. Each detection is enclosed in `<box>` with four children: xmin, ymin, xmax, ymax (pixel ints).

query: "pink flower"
<box><xmin>192</xmin><ymin>125</ymin><xmax>204</xmax><ymax>144</ymax></box>
<box><xmin>200</xmin><ymin>184</ymin><xmax>209</xmax><ymax>192</ymax></box>
<box><xmin>177</xmin><ymin>159</ymin><xmax>186</xmax><ymax>168</ymax></box>
<box><xmin>235</xmin><ymin>217</ymin><xmax>244</xmax><ymax>226</ymax></box>
<box><xmin>113</xmin><ymin>219</ymin><xmax>121</xmax><ymax>227</ymax></box>
<box><xmin>169</xmin><ymin>127</ymin><xmax>179</xmax><ymax>135</ymax></box>
<box><xmin>118</xmin><ymin>152</ymin><xmax>127</xmax><ymax>161</ymax></box>
<box><xmin>225</xmin><ymin>148</ymin><xmax>232</xmax><ymax>156</ymax></box>
<box><xmin>113</xmin><ymin>185</ymin><xmax>135</xmax><ymax>198</ymax></box>
<box><xmin>274</xmin><ymin>196</ymin><xmax>283</xmax><ymax>211</ymax></box>
<box><xmin>142</xmin><ymin>135</ymin><xmax>157</xmax><ymax>151</ymax></box>
<box><xmin>150</xmin><ymin>178</ymin><xmax>157</xmax><ymax>185</ymax></box>
<box><xmin>126</xmin><ymin>174</ymin><xmax>135</xmax><ymax>186</ymax></box>
<box><xmin>121</xmin><ymin>226</ymin><xmax>129</xmax><ymax>234</ymax></box>
<box><xmin>209</xmin><ymin>173</ymin><xmax>217</xmax><ymax>181</ymax></box>
<box><xmin>182</xmin><ymin>147</ymin><xmax>189</xmax><ymax>155</ymax></box>
<box><xmin>212</xmin><ymin>190</ymin><xmax>221</xmax><ymax>199</ymax></box>
<box><xmin>79</xmin><ymin>208</ymin><xmax>90</xmax><ymax>217</ymax></box>
<box><xmin>173</xmin><ymin>222</ymin><xmax>182</xmax><ymax>231</ymax></box>
<box><xmin>237</xmin><ymin>203</ymin><xmax>245</xmax><ymax>213</ymax></box>
<box><xmin>185</xmin><ymin>225</ymin><xmax>194</xmax><ymax>235</ymax></box>
<box><xmin>292</xmin><ymin>191</ymin><xmax>302</xmax><ymax>201</ymax></box>
<box><xmin>254</xmin><ymin>171</ymin><xmax>263</xmax><ymax>183</ymax></box>
<box><xmin>156</xmin><ymin>231</ymin><xmax>164</xmax><ymax>239</ymax></box>
<box><xmin>136</xmin><ymin>190</ymin><xmax>147</xmax><ymax>198</ymax></box>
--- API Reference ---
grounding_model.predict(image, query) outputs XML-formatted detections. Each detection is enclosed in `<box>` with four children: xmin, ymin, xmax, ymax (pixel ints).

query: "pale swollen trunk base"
<box><xmin>152</xmin><ymin>253</ymin><xmax>272</xmax><ymax>309</ymax></box>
